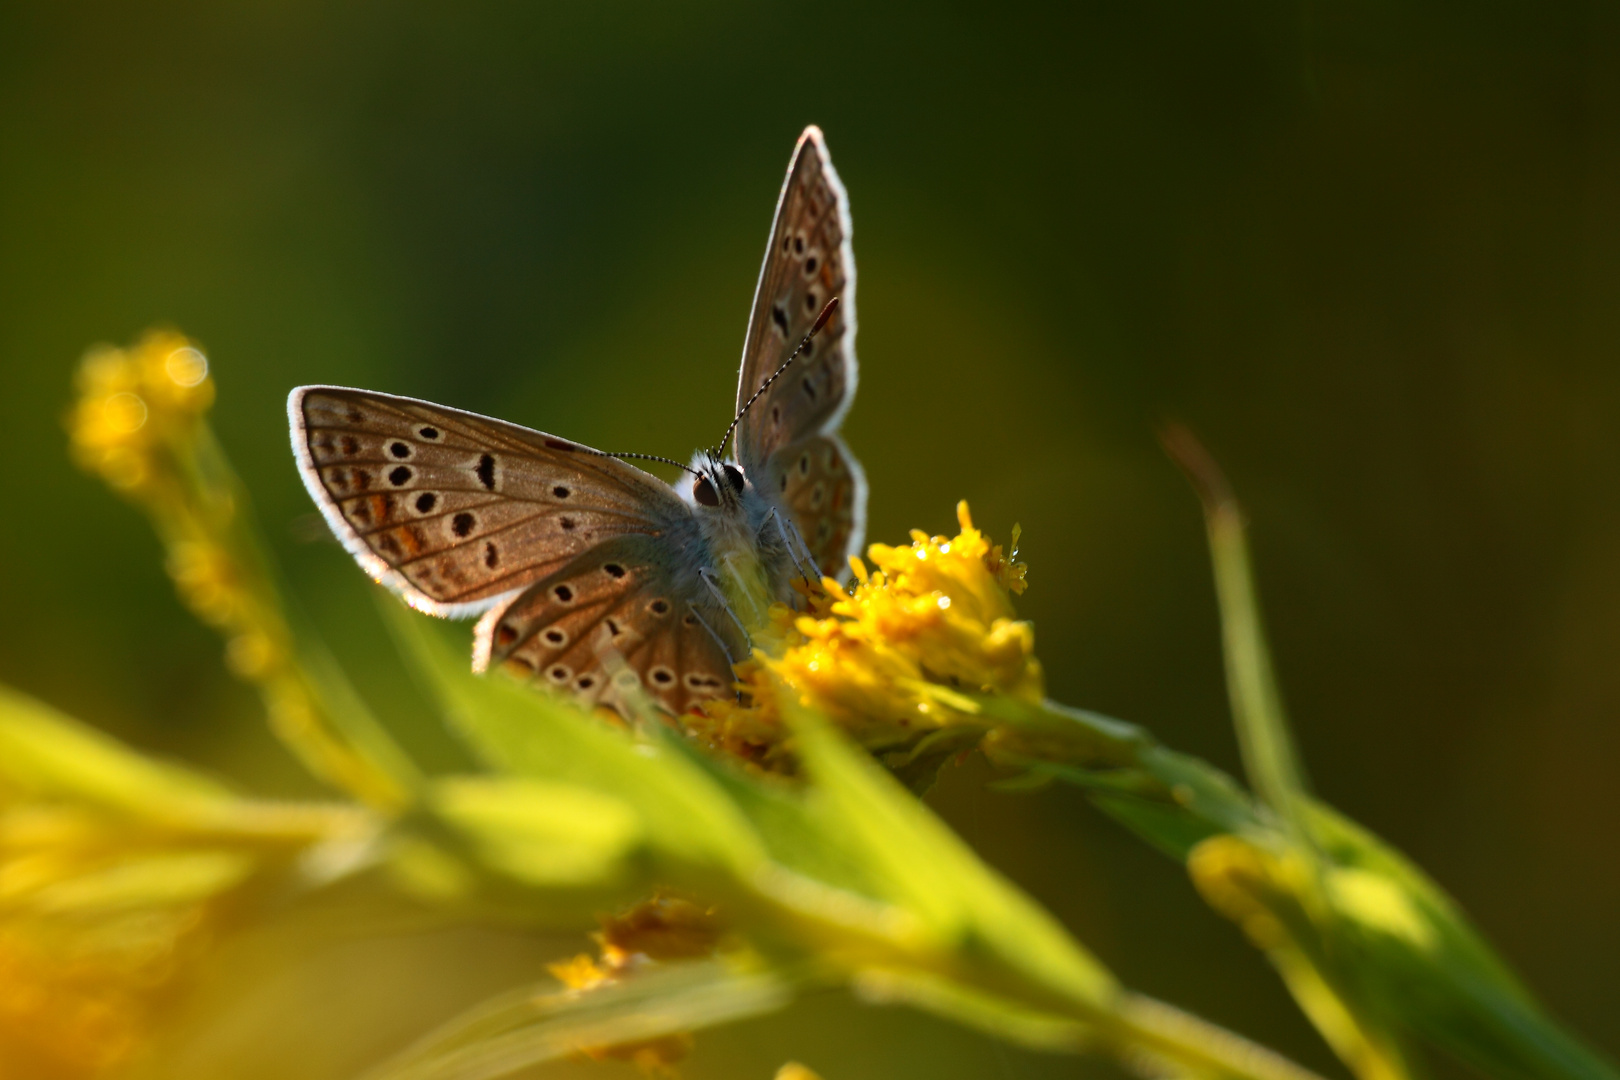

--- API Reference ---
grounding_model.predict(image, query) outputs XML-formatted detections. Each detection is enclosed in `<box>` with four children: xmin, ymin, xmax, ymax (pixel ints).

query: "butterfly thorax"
<box><xmin>689</xmin><ymin>451</ymin><xmax>793</xmax><ymax>634</ymax></box>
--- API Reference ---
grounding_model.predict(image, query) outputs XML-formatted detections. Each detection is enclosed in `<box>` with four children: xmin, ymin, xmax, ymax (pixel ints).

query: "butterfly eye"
<box><xmin>724</xmin><ymin>465</ymin><xmax>746</xmax><ymax>493</ymax></box>
<box><xmin>693</xmin><ymin>476</ymin><xmax>719</xmax><ymax>507</ymax></box>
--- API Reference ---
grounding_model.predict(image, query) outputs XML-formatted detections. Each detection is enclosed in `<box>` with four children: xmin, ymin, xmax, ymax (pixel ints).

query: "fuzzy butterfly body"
<box><xmin>290</xmin><ymin>126</ymin><xmax>865</xmax><ymax>717</ymax></box>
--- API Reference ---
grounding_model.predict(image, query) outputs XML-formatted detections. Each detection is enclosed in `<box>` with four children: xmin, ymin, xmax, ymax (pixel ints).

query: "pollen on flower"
<box><xmin>548</xmin><ymin>952</ymin><xmax>611</xmax><ymax>991</ymax></box>
<box><xmin>699</xmin><ymin>501</ymin><xmax>1040</xmax><ymax>775</ymax></box>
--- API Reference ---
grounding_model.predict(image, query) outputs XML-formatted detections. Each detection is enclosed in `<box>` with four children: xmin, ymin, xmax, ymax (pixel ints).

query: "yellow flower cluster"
<box><xmin>67</xmin><ymin>331</ymin><xmax>411</xmax><ymax>811</ymax></box>
<box><xmin>65</xmin><ymin>332</ymin><xmax>262</xmax><ymax>668</ymax></box>
<box><xmin>698</xmin><ymin>503</ymin><xmax>1039</xmax><ymax>770</ymax></box>
<box><xmin>547</xmin><ymin>895</ymin><xmax>724</xmax><ymax>1072</ymax></box>
<box><xmin>68</xmin><ymin>330</ymin><xmax>213</xmax><ymax>494</ymax></box>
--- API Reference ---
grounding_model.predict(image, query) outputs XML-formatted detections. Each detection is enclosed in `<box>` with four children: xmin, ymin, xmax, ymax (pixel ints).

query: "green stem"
<box><xmin>1110</xmin><ymin>992</ymin><xmax>1333</xmax><ymax>1080</ymax></box>
<box><xmin>977</xmin><ymin>694</ymin><xmax>1265</xmax><ymax>851</ymax></box>
<box><xmin>1160</xmin><ymin>423</ymin><xmax>1312</xmax><ymax>834</ymax></box>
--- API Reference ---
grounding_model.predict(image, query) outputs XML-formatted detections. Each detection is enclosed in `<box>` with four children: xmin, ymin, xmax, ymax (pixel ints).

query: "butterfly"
<box><xmin>288</xmin><ymin>125</ymin><xmax>865</xmax><ymax>718</ymax></box>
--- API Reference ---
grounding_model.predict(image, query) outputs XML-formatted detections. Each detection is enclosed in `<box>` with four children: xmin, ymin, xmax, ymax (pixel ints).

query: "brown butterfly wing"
<box><xmin>475</xmin><ymin>536</ymin><xmax>735</xmax><ymax>716</ymax></box>
<box><xmin>764</xmin><ymin>434</ymin><xmax>867</xmax><ymax>574</ymax></box>
<box><xmin>734</xmin><ymin>126</ymin><xmax>857</xmax><ymax>473</ymax></box>
<box><xmin>290</xmin><ymin>386</ymin><xmax>691</xmax><ymax>617</ymax></box>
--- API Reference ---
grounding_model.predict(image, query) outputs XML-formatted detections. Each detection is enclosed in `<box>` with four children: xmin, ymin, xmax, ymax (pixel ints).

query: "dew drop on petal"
<box><xmin>937</xmin><ymin>595</ymin><xmax>951</xmax><ymax>609</ymax></box>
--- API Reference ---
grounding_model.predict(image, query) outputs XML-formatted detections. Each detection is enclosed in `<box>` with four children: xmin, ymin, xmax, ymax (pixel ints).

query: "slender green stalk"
<box><xmin>1110</xmin><ymin>993</ymin><xmax>1332</xmax><ymax>1080</ymax></box>
<box><xmin>1160</xmin><ymin>423</ymin><xmax>1312</xmax><ymax>836</ymax></box>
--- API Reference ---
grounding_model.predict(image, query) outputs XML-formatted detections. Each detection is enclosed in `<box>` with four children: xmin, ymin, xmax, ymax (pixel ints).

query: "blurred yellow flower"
<box><xmin>68</xmin><ymin>331</ymin><xmax>214</xmax><ymax>494</ymax></box>
<box><xmin>775</xmin><ymin>1064</ymin><xmax>825</xmax><ymax>1080</ymax></box>
<box><xmin>545</xmin><ymin>895</ymin><xmax>724</xmax><ymax>1072</ymax></box>
<box><xmin>67</xmin><ymin>330</ymin><xmax>415</xmax><ymax>812</ymax></box>
<box><xmin>698</xmin><ymin>502</ymin><xmax>1038</xmax><ymax>775</ymax></box>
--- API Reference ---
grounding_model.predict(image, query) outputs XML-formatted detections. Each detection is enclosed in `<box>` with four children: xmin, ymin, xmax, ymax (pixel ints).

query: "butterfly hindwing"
<box><xmin>734</xmin><ymin>126</ymin><xmax>858</xmax><ymax>473</ymax></box>
<box><xmin>291</xmin><ymin>386</ymin><xmax>692</xmax><ymax>617</ymax></box>
<box><xmin>765</xmin><ymin>434</ymin><xmax>867</xmax><ymax>573</ymax></box>
<box><xmin>475</xmin><ymin>535</ymin><xmax>735</xmax><ymax>715</ymax></box>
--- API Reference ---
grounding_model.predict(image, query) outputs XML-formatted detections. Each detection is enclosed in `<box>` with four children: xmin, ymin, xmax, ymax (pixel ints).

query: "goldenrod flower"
<box><xmin>68</xmin><ymin>331</ymin><xmax>213</xmax><ymax>494</ymax></box>
<box><xmin>68</xmin><ymin>331</ymin><xmax>415</xmax><ymax>812</ymax></box>
<box><xmin>699</xmin><ymin>503</ymin><xmax>1038</xmax><ymax>774</ymax></box>
<box><xmin>544</xmin><ymin>895</ymin><xmax>724</xmax><ymax>1072</ymax></box>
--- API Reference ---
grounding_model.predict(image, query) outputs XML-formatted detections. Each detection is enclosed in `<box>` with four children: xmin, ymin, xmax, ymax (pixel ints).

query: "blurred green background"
<box><xmin>3</xmin><ymin>2</ymin><xmax>1617</xmax><ymax>1077</ymax></box>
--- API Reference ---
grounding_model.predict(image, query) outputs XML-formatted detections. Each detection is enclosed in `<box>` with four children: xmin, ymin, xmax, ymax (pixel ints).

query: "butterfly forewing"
<box><xmin>291</xmin><ymin>387</ymin><xmax>690</xmax><ymax>617</ymax></box>
<box><xmin>734</xmin><ymin>126</ymin><xmax>858</xmax><ymax>473</ymax></box>
<box><xmin>475</xmin><ymin>536</ymin><xmax>735</xmax><ymax>715</ymax></box>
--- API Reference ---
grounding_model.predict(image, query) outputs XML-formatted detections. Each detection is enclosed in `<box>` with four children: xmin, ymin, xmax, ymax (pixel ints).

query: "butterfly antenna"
<box><xmin>579</xmin><ymin>448</ymin><xmax>702</xmax><ymax>478</ymax></box>
<box><xmin>715</xmin><ymin>296</ymin><xmax>840</xmax><ymax>459</ymax></box>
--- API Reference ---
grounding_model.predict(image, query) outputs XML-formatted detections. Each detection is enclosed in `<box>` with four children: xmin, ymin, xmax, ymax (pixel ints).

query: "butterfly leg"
<box><xmin>763</xmin><ymin>508</ymin><xmax>816</xmax><ymax>590</ymax></box>
<box><xmin>781</xmin><ymin>515</ymin><xmax>825</xmax><ymax>584</ymax></box>
<box><xmin>697</xmin><ymin>568</ymin><xmax>754</xmax><ymax>656</ymax></box>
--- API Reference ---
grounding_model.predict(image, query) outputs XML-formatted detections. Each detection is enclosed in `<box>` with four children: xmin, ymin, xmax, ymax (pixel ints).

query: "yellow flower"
<box><xmin>775</xmin><ymin>1065</ymin><xmax>825</xmax><ymax>1080</ymax></box>
<box><xmin>699</xmin><ymin>503</ymin><xmax>1039</xmax><ymax>773</ymax></box>
<box><xmin>67</xmin><ymin>330</ymin><xmax>415</xmax><ymax>812</ymax></box>
<box><xmin>68</xmin><ymin>331</ymin><xmax>213</xmax><ymax>494</ymax></box>
<box><xmin>544</xmin><ymin>895</ymin><xmax>723</xmax><ymax>1072</ymax></box>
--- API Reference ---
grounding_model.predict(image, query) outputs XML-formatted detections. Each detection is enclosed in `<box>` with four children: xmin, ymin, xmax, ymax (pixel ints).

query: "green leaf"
<box><xmin>22</xmin><ymin>850</ymin><xmax>257</xmax><ymax>916</ymax></box>
<box><xmin>1307</xmin><ymin>805</ymin><xmax>1619</xmax><ymax>1080</ymax></box>
<box><xmin>1162</xmin><ymin>424</ymin><xmax>1312</xmax><ymax>839</ymax></box>
<box><xmin>1088</xmin><ymin>791</ymin><xmax>1224</xmax><ymax>861</ymax></box>
<box><xmin>379</xmin><ymin>599</ymin><xmax>765</xmax><ymax>879</ymax></box>
<box><xmin>0</xmin><ymin>682</ymin><xmax>235</xmax><ymax>815</ymax></box>
<box><xmin>788</xmin><ymin>704</ymin><xmax>1118</xmax><ymax>1016</ymax></box>
<box><xmin>361</xmin><ymin>959</ymin><xmax>797</xmax><ymax>1080</ymax></box>
<box><xmin>429</xmin><ymin>775</ymin><xmax>641</xmax><ymax>889</ymax></box>
<box><xmin>643</xmin><ymin>722</ymin><xmax>904</xmax><ymax>905</ymax></box>
<box><xmin>851</xmin><ymin>967</ymin><xmax>1089</xmax><ymax>1052</ymax></box>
